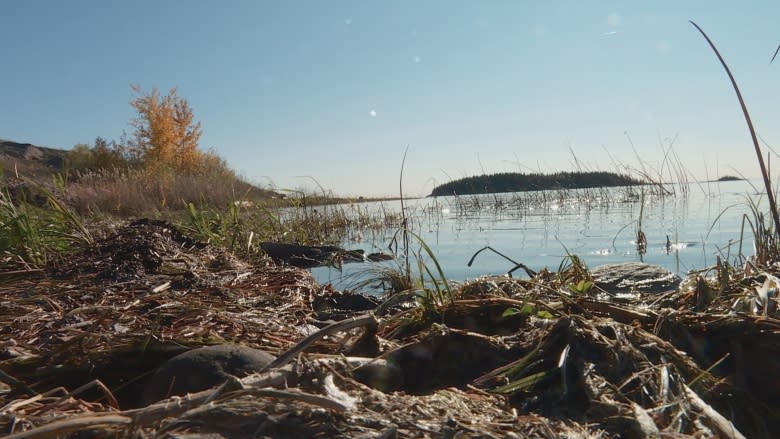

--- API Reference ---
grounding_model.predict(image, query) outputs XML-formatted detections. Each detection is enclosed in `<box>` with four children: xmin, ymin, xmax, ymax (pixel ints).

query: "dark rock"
<box><xmin>142</xmin><ymin>345</ymin><xmax>275</xmax><ymax>405</ymax></box>
<box><xmin>260</xmin><ymin>242</ymin><xmax>364</xmax><ymax>268</ymax></box>
<box><xmin>366</xmin><ymin>252</ymin><xmax>394</xmax><ymax>262</ymax></box>
<box><xmin>373</xmin><ymin>330</ymin><xmax>513</xmax><ymax>394</ymax></box>
<box><xmin>312</xmin><ymin>291</ymin><xmax>380</xmax><ymax>321</ymax></box>
<box><xmin>352</xmin><ymin>360</ymin><xmax>404</xmax><ymax>393</ymax></box>
<box><xmin>374</xmin><ymin>291</ymin><xmax>418</xmax><ymax>316</ymax></box>
<box><xmin>591</xmin><ymin>262</ymin><xmax>680</xmax><ymax>295</ymax></box>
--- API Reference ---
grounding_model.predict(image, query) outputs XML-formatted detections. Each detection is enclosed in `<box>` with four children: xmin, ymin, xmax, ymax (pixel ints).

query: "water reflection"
<box><xmin>313</xmin><ymin>180</ymin><xmax>758</xmax><ymax>290</ymax></box>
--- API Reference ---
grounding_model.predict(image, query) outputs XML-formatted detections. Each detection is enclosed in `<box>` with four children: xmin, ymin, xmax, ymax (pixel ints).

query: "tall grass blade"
<box><xmin>690</xmin><ymin>20</ymin><xmax>780</xmax><ymax>240</ymax></box>
<box><xmin>408</xmin><ymin>230</ymin><xmax>452</xmax><ymax>304</ymax></box>
<box><xmin>398</xmin><ymin>147</ymin><xmax>411</xmax><ymax>285</ymax></box>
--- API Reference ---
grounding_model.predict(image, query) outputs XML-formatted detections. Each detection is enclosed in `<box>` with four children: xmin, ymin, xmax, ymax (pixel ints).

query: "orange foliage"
<box><xmin>129</xmin><ymin>86</ymin><xmax>203</xmax><ymax>171</ymax></box>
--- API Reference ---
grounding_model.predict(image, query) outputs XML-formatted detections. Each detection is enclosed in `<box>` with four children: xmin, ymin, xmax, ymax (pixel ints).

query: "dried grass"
<box><xmin>2</xmin><ymin>219</ymin><xmax>780</xmax><ymax>438</ymax></box>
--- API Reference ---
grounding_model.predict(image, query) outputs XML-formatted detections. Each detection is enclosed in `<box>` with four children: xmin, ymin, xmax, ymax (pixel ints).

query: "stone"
<box><xmin>260</xmin><ymin>242</ymin><xmax>365</xmax><ymax>268</ymax></box>
<box><xmin>142</xmin><ymin>344</ymin><xmax>275</xmax><ymax>405</ymax></box>
<box><xmin>591</xmin><ymin>262</ymin><xmax>681</xmax><ymax>295</ymax></box>
<box><xmin>351</xmin><ymin>359</ymin><xmax>404</xmax><ymax>393</ymax></box>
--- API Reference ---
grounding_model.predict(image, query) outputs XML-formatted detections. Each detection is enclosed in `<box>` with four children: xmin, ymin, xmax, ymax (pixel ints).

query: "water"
<box><xmin>313</xmin><ymin>179</ymin><xmax>762</xmax><ymax>290</ymax></box>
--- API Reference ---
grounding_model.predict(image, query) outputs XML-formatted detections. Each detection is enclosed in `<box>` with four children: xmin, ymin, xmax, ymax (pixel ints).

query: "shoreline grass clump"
<box><xmin>0</xmin><ymin>173</ymin><xmax>92</xmax><ymax>269</ymax></box>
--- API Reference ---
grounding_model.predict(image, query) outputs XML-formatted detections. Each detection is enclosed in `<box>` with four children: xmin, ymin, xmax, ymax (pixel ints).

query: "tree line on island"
<box><xmin>429</xmin><ymin>171</ymin><xmax>645</xmax><ymax>196</ymax></box>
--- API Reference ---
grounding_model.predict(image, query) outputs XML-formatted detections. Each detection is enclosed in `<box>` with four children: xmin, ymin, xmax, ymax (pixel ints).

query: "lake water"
<box><xmin>312</xmin><ymin>179</ymin><xmax>764</xmax><ymax>290</ymax></box>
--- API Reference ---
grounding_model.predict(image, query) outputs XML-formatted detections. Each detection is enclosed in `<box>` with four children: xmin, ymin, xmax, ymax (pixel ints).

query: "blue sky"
<box><xmin>1</xmin><ymin>1</ymin><xmax>778</xmax><ymax>196</ymax></box>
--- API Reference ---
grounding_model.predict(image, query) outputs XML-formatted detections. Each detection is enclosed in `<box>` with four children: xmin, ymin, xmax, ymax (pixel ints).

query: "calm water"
<box><xmin>313</xmin><ymin>179</ymin><xmax>763</xmax><ymax>290</ymax></box>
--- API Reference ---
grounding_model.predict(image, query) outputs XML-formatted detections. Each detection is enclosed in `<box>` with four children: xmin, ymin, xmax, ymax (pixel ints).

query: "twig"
<box><xmin>4</xmin><ymin>415</ymin><xmax>132</xmax><ymax>439</ymax></box>
<box><xmin>247</xmin><ymin>387</ymin><xmax>350</xmax><ymax>411</ymax></box>
<box><xmin>467</xmin><ymin>246</ymin><xmax>536</xmax><ymax>277</ymax></box>
<box><xmin>6</xmin><ymin>381</ymin><xmax>352</xmax><ymax>439</ymax></box>
<box><xmin>123</xmin><ymin>389</ymin><xmax>216</xmax><ymax>426</ymax></box>
<box><xmin>0</xmin><ymin>369</ymin><xmax>37</xmax><ymax>397</ymax></box>
<box><xmin>631</xmin><ymin>402</ymin><xmax>661</xmax><ymax>436</ymax></box>
<box><xmin>683</xmin><ymin>384</ymin><xmax>746</xmax><ymax>439</ymax></box>
<box><xmin>260</xmin><ymin>313</ymin><xmax>378</xmax><ymax>372</ymax></box>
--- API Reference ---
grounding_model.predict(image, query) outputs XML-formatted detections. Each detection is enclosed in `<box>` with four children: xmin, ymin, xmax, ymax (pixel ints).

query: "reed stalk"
<box><xmin>690</xmin><ymin>21</ymin><xmax>780</xmax><ymax>239</ymax></box>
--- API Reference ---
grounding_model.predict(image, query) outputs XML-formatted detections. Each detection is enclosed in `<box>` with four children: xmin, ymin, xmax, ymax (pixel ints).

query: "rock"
<box><xmin>0</xmin><ymin>139</ymin><xmax>66</xmax><ymax>167</ymax></box>
<box><xmin>260</xmin><ymin>242</ymin><xmax>364</xmax><ymax>268</ymax></box>
<box><xmin>22</xmin><ymin>145</ymin><xmax>43</xmax><ymax>160</ymax></box>
<box><xmin>259</xmin><ymin>243</ymin><xmax>393</xmax><ymax>268</ymax></box>
<box><xmin>591</xmin><ymin>262</ymin><xmax>681</xmax><ymax>295</ymax></box>
<box><xmin>142</xmin><ymin>345</ymin><xmax>275</xmax><ymax>405</ymax></box>
<box><xmin>352</xmin><ymin>359</ymin><xmax>404</xmax><ymax>393</ymax></box>
<box><xmin>374</xmin><ymin>330</ymin><xmax>513</xmax><ymax>394</ymax></box>
<box><xmin>312</xmin><ymin>291</ymin><xmax>380</xmax><ymax>321</ymax></box>
<box><xmin>366</xmin><ymin>252</ymin><xmax>394</xmax><ymax>262</ymax></box>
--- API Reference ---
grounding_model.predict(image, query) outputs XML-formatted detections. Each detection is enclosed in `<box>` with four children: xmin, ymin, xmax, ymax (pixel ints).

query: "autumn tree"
<box><xmin>129</xmin><ymin>85</ymin><xmax>203</xmax><ymax>171</ymax></box>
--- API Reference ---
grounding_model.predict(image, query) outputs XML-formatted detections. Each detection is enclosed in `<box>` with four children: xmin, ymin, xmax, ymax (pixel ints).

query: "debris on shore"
<box><xmin>2</xmin><ymin>219</ymin><xmax>779</xmax><ymax>438</ymax></box>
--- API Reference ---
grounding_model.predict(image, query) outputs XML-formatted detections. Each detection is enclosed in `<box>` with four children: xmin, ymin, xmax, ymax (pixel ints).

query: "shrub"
<box><xmin>128</xmin><ymin>86</ymin><xmax>203</xmax><ymax>172</ymax></box>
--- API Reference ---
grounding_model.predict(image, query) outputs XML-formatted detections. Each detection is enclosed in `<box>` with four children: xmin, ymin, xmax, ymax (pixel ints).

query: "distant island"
<box><xmin>430</xmin><ymin>171</ymin><xmax>644</xmax><ymax>197</ymax></box>
<box><xmin>716</xmin><ymin>175</ymin><xmax>743</xmax><ymax>182</ymax></box>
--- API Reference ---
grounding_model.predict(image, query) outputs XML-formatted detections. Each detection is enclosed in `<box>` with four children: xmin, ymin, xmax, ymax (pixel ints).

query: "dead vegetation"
<box><xmin>1</xmin><ymin>219</ymin><xmax>778</xmax><ymax>438</ymax></box>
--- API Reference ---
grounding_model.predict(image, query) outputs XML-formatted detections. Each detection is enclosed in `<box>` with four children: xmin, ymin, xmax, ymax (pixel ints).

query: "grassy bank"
<box><xmin>1</xmin><ymin>144</ymin><xmax>406</xmax><ymax>272</ymax></box>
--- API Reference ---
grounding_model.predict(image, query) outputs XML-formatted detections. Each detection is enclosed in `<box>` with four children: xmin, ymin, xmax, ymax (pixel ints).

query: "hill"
<box><xmin>0</xmin><ymin>139</ymin><xmax>69</xmax><ymax>176</ymax></box>
<box><xmin>0</xmin><ymin>138</ymin><xmax>281</xmax><ymax>211</ymax></box>
<box><xmin>430</xmin><ymin>171</ymin><xmax>644</xmax><ymax>196</ymax></box>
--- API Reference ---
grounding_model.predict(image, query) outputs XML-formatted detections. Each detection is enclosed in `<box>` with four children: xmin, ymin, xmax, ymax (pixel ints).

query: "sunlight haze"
<box><xmin>1</xmin><ymin>1</ymin><xmax>778</xmax><ymax>196</ymax></box>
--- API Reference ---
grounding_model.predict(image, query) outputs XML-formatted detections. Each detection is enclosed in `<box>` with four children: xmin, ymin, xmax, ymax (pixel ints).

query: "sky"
<box><xmin>1</xmin><ymin>1</ymin><xmax>779</xmax><ymax>197</ymax></box>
